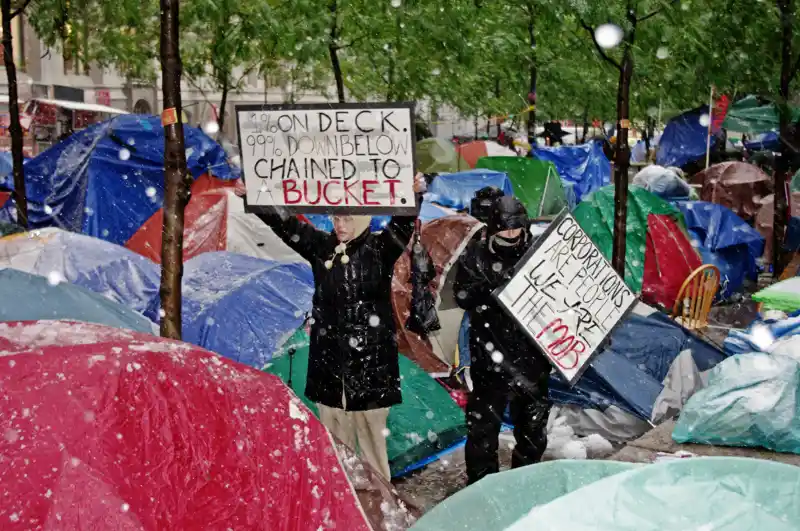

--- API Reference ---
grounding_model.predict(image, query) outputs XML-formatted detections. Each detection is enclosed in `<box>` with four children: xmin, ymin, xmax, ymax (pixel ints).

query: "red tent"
<box><xmin>0</xmin><ymin>320</ymin><xmax>413</xmax><ymax>530</ymax></box>
<box><xmin>642</xmin><ymin>214</ymin><xmax>702</xmax><ymax>309</ymax></box>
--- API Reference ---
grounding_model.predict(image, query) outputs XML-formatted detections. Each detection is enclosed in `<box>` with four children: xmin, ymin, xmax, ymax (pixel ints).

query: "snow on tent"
<box><xmin>573</xmin><ymin>185</ymin><xmax>694</xmax><ymax>295</ymax></box>
<box><xmin>690</xmin><ymin>162</ymin><xmax>771</xmax><ymax>221</ymax></box>
<box><xmin>424</xmin><ymin>169</ymin><xmax>514</xmax><ymax>210</ymax></box>
<box><xmin>475</xmin><ymin>156</ymin><xmax>568</xmax><ymax>216</ymax></box>
<box><xmin>632</xmin><ymin>165</ymin><xmax>694</xmax><ymax>200</ymax></box>
<box><xmin>411</xmin><ymin>461</ymin><xmax>639</xmax><ymax>531</ymax></box>
<box><xmin>416</xmin><ymin>137</ymin><xmax>469</xmax><ymax>173</ymax></box>
<box><xmin>0</xmin><ymin>268</ymin><xmax>154</xmax><ymax>333</ymax></box>
<box><xmin>677</xmin><ymin>201</ymin><xmax>765</xmax><ymax>299</ymax></box>
<box><xmin>180</xmin><ymin>252</ymin><xmax>314</xmax><ymax>368</ymax></box>
<box><xmin>755</xmin><ymin>192</ymin><xmax>800</xmax><ymax>265</ymax></box>
<box><xmin>657</xmin><ymin>105</ymin><xmax>724</xmax><ymax>168</ymax></box>
<box><xmin>0</xmin><ymin>115</ymin><xmax>238</xmax><ymax>247</ymax></box>
<box><xmin>532</xmin><ymin>141</ymin><xmax>611</xmax><ymax>202</ymax></box>
<box><xmin>455</xmin><ymin>140</ymin><xmax>516</xmax><ymax>168</ymax></box>
<box><xmin>265</xmin><ymin>329</ymin><xmax>467</xmax><ymax>477</ymax></box>
<box><xmin>0</xmin><ymin>320</ymin><xmax>416</xmax><ymax>530</ymax></box>
<box><xmin>0</xmin><ymin>228</ymin><xmax>161</xmax><ymax>320</ymax></box>
<box><xmin>127</xmin><ymin>187</ymin><xmax>306</xmax><ymax>264</ymax></box>
<box><xmin>393</xmin><ymin>214</ymin><xmax>483</xmax><ymax>374</ymax></box>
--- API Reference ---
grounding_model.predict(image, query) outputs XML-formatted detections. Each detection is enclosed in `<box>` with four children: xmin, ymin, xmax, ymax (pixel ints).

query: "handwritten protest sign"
<box><xmin>235</xmin><ymin>102</ymin><xmax>417</xmax><ymax>215</ymax></box>
<box><xmin>493</xmin><ymin>211</ymin><xmax>637</xmax><ymax>385</ymax></box>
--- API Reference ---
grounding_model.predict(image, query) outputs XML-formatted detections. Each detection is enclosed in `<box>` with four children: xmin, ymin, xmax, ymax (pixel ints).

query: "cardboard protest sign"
<box><xmin>235</xmin><ymin>102</ymin><xmax>417</xmax><ymax>215</ymax></box>
<box><xmin>493</xmin><ymin>211</ymin><xmax>638</xmax><ymax>385</ymax></box>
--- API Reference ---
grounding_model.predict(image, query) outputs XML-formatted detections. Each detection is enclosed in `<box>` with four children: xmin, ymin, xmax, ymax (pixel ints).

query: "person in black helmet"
<box><xmin>454</xmin><ymin>195</ymin><xmax>551</xmax><ymax>485</ymax></box>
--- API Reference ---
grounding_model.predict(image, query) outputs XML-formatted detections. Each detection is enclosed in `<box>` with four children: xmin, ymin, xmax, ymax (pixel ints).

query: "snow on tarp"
<box><xmin>0</xmin><ymin>268</ymin><xmax>154</xmax><ymax>333</ymax></box>
<box><xmin>0</xmin><ymin>115</ymin><xmax>238</xmax><ymax>245</ymax></box>
<box><xmin>0</xmin><ymin>228</ymin><xmax>160</xmax><ymax>320</ymax></box>
<box><xmin>677</xmin><ymin>201</ymin><xmax>765</xmax><ymax>299</ymax></box>
<box><xmin>424</xmin><ymin>169</ymin><xmax>513</xmax><ymax>210</ymax></box>
<box><xmin>266</xmin><ymin>329</ymin><xmax>467</xmax><ymax>477</ymax></box>
<box><xmin>180</xmin><ymin>252</ymin><xmax>314</xmax><ymax>368</ymax></box>
<box><xmin>532</xmin><ymin>141</ymin><xmax>611</xmax><ymax>202</ymax></box>
<box><xmin>657</xmin><ymin>105</ymin><xmax>723</xmax><ymax>168</ymax></box>
<box><xmin>504</xmin><ymin>457</ymin><xmax>800</xmax><ymax>531</ymax></box>
<box><xmin>724</xmin><ymin>312</ymin><xmax>800</xmax><ymax>356</ymax></box>
<box><xmin>0</xmin><ymin>320</ymin><xmax>393</xmax><ymax>531</ymax></box>
<box><xmin>632</xmin><ymin>166</ymin><xmax>692</xmax><ymax>200</ymax></box>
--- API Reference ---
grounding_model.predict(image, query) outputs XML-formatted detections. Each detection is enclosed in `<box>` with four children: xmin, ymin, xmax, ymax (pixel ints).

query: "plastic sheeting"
<box><xmin>266</xmin><ymin>329</ymin><xmax>467</xmax><ymax>476</ymax></box>
<box><xmin>724</xmin><ymin>313</ymin><xmax>800</xmax><ymax>356</ymax></box>
<box><xmin>632</xmin><ymin>165</ymin><xmax>692</xmax><ymax>200</ymax></box>
<box><xmin>753</xmin><ymin>277</ymin><xmax>800</xmax><ymax>312</ymax></box>
<box><xmin>673</xmin><ymin>353</ymin><xmax>800</xmax><ymax>455</ymax></box>
<box><xmin>573</xmin><ymin>185</ymin><xmax>683</xmax><ymax>292</ymax></box>
<box><xmin>411</xmin><ymin>461</ymin><xmax>638</xmax><ymax>531</ymax></box>
<box><xmin>677</xmin><ymin>201</ymin><xmax>765</xmax><ymax>298</ymax></box>
<box><xmin>723</xmin><ymin>95</ymin><xmax>800</xmax><ymax>134</ymax></box>
<box><xmin>425</xmin><ymin>169</ymin><xmax>513</xmax><ymax>210</ymax></box>
<box><xmin>0</xmin><ymin>228</ymin><xmax>160</xmax><ymax>320</ymax></box>
<box><xmin>657</xmin><ymin>105</ymin><xmax>722</xmax><ymax>168</ymax></box>
<box><xmin>0</xmin><ymin>115</ymin><xmax>238</xmax><ymax>245</ymax></box>
<box><xmin>475</xmin><ymin>157</ymin><xmax>567</xmax><ymax>217</ymax></box>
<box><xmin>690</xmin><ymin>162</ymin><xmax>771</xmax><ymax>221</ymax></box>
<box><xmin>532</xmin><ymin>142</ymin><xmax>611</xmax><ymax>202</ymax></box>
<box><xmin>0</xmin><ymin>320</ymin><xmax>381</xmax><ymax>531</ymax></box>
<box><xmin>181</xmin><ymin>252</ymin><xmax>314</xmax><ymax>369</ymax></box>
<box><xmin>505</xmin><ymin>457</ymin><xmax>800</xmax><ymax>531</ymax></box>
<box><xmin>641</xmin><ymin>214</ymin><xmax>702</xmax><ymax>308</ymax></box>
<box><xmin>0</xmin><ymin>268</ymin><xmax>154</xmax><ymax>333</ymax></box>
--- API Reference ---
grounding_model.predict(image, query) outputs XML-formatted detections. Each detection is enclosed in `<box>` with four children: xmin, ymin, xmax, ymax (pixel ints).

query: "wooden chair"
<box><xmin>672</xmin><ymin>265</ymin><xmax>721</xmax><ymax>331</ymax></box>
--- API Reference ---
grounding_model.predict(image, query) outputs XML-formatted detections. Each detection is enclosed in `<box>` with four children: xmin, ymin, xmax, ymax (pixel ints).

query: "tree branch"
<box><xmin>637</xmin><ymin>0</ymin><xmax>679</xmax><ymax>23</ymax></box>
<box><xmin>10</xmin><ymin>0</ymin><xmax>33</xmax><ymax>19</ymax></box>
<box><xmin>579</xmin><ymin>19</ymin><xmax>622</xmax><ymax>71</ymax></box>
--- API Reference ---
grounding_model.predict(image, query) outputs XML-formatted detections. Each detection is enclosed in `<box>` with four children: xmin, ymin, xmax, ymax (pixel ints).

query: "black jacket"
<box><xmin>454</xmin><ymin>234</ymin><xmax>551</xmax><ymax>390</ymax></box>
<box><xmin>259</xmin><ymin>211</ymin><xmax>416</xmax><ymax>411</ymax></box>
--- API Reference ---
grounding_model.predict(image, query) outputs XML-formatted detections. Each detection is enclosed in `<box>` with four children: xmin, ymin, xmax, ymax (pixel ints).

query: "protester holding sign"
<box><xmin>454</xmin><ymin>196</ymin><xmax>552</xmax><ymax>485</ymax></box>
<box><xmin>250</xmin><ymin>173</ymin><xmax>426</xmax><ymax>480</ymax></box>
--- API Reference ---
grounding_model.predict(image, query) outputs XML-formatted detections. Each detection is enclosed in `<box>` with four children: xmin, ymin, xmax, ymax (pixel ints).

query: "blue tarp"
<box><xmin>0</xmin><ymin>152</ymin><xmax>13</xmax><ymax>180</ymax></box>
<box><xmin>458</xmin><ymin>309</ymin><xmax>726</xmax><ymax>420</ymax></box>
<box><xmin>532</xmin><ymin>142</ymin><xmax>611</xmax><ymax>202</ymax></box>
<box><xmin>676</xmin><ymin>201</ymin><xmax>765</xmax><ymax>298</ymax></box>
<box><xmin>181</xmin><ymin>252</ymin><xmax>314</xmax><ymax>368</ymax></box>
<box><xmin>744</xmin><ymin>131</ymin><xmax>780</xmax><ymax>152</ymax></box>
<box><xmin>657</xmin><ymin>106</ymin><xmax>722</xmax><ymax>168</ymax></box>
<box><xmin>0</xmin><ymin>115</ymin><xmax>238</xmax><ymax>245</ymax></box>
<box><xmin>418</xmin><ymin>201</ymin><xmax>452</xmax><ymax>223</ymax></box>
<box><xmin>425</xmin><ymin>169</ymin><xmax>513</xmax><ymax>210</ymax></box>
<box><xmin>0</xmin><ymin>268</ymin><xmax>155</xmax><ymax>333</ymax></box>
<box><xmin>724</xmin><ymin>311</ymin><xmax>800</xmax><ymax>356</ymax></box>
<box><xmin>0</xmin><ymin>229</ymin><xmax>160</xmax><ymax>321</ymax></box>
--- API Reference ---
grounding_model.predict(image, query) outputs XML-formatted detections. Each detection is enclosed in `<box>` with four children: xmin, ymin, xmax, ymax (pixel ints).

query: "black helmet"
<box><xmin>470</xmin><ymin>186</ymin><xmax>505</xmax><ymax>223</ymax></box>
<box><xmin>488</xmin><ymin>196</ymin><xmax>528</xmax><ymax>234</ymax></box>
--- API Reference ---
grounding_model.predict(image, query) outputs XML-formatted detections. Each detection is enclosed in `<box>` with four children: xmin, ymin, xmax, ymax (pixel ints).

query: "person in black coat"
<box><xmin>254</xmin><ymin>174</ymin><xmax>425</xmax><ymax>479</ymax></box>
<box><xmin>454</xmin><ymin>196</ymin><xmax>551</xmax><ymax>485</ymax></box>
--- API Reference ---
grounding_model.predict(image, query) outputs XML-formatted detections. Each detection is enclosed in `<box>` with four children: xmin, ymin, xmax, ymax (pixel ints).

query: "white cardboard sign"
<box><xmin>493</xmin><ymin>212</ymin><xmax>637</xmax><ymax>385</ymax></box>
<box><xmin>235</xmin><ymin>103</ymin><xmax>417</xmax><ymax>215</ymax></box>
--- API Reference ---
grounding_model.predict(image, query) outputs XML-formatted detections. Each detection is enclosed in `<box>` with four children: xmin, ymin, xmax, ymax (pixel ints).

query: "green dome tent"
<box><xmin>573</xmin><ymin>185</ymin><xmax>685</xmax><ymax>292</ymax></box>
<box><xmin>475</xmin><ymin>156</ymin><xmax>567</xmax><ymax>218</ymax></box>
<box><xmin>264</xmin><ymin>329</ymin><xmax>466</xmax><ymax>476</ymax></box>
<box><xmin>416</xmin><ymin>138</ymin><xmax>470</xmax><ymax>174</ymax></box>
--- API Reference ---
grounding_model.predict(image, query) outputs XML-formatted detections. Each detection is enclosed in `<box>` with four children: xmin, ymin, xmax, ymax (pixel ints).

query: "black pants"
<box><xmin>465</xmin><ymin>367</ymin><xmax>550</xmax><ymax>485</ymax></box>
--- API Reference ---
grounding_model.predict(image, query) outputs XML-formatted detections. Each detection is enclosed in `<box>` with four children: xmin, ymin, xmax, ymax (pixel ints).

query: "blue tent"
<box><xmin>532</xmin><ymin>142</ymin><xmax>611</xmax><ymax>202</ymax></box>
<box><xmin>0</xmin><ymin>268</ymin><xmax>155</xmax><ymax>333</ymax></box>
<box><xmin>458</xmin><ymin>309</ymin><xmax>726</xmax><ymax>421</ymax></box>
<box><xmin>744</xmin><ymin>131</ymin><xmax>780</xmax><ymax>152</ymax></box>
<box><xmin>181</xmin><ymin>252</ymin><xmax>314</xmax><ymax>368</ymax></box>
<box><xmin>0</xmin><ymin>115</ymin><xmax>238</xmax><ymax>245</ymax></box>
<box><xmin>418</xmin><ymin>201</ymin><xmax>452</xmax><ymax>223</ymax></box>
<box><xmin>0</xmin><ymin>229</ymin><xmax>160</xmax><ymax>320</ymax></box>
<box><xmin>657</xmin><ymin>106</ymin><xmax>723</xmax><ymax>168</ymax></box>
<box><xmin>424</xmin><ymin>169</ymin><xmax>513</xmax><ymax>210</ymax></box>
<box><xmin>0</xmin><ymin>152</ymin><xmax>13</xmax><ymax>180</ymax></box>
<box><xmin>676</xmin><ymin>201</ymin><xmax>765</xmax><ymax>298</ymax></box>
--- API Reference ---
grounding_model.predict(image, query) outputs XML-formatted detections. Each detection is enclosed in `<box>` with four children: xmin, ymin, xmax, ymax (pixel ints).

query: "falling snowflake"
<box><xmin>47</xmin><ymin>271</ymin><xmax>65</xmax><ymax>286</ymax></box>
<box><xmin>491</xmin><ymin>351</ymin><xmax>504</xmax><ymax>364</ymax></box>
<box><xmin>485</xmin><ymin>342</ymin><xmax>494</xmax><ymax>351</ymax></box>
<box><xmin>121</xmin><ymin>503</ymin><xmax>130</xmax><ymax>513</ymax></box>
<box><xmin>594</xmin><ymin>24</ymin><xmax>623</xmax><ymax>49</ymax></box>
<box><xmin>381</xmin><ymin>427</ymin><xmax>391</xmax><ymax>438</ymax></box>
<box><xmin>145</xmin><ymin>187</ymin><xmax>157</xmax><ymax>198</ymax></box>
<box><xmin>368</xmin><ymin>315</ymin><xmax>381</xmax><ymax>327</ymax></box>
<box><xmin>656</xmin><ymin>46</ymin><xmax>670</xmax><ymax>60</ymax></box>
<box><xmin>348</xmin><ymin>337</ymin><xmax>359</xmax><ymax>348</ymax></box>
<box><xmin>698</xmin><ymin>114</ymin><xmax>710</xmax><ymax>127</ymax></box>
<box><xmin>119</xmin><ymin>148</ymin><xmax>131</xmax><ymax>161</ymax></box>
<box><xmin>43</xmin><ymin>204</ymin><xmax>53</xmax><ymax>215</ymax></box>
<box><xmin>391</xmin><ymin>0</ymin><xmax>401</xmax><ymax>7</ymax></box>
<box><xmin>4</xmin><ymin>428</ymin><xmax>19</xmax><ymax>443</ymax></box>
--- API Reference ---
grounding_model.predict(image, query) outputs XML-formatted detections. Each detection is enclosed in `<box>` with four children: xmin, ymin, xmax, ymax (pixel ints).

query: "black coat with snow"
<box><xmin>454</xmin><ymin>234</ymin><xmax>551</xmax><ymax>390</ymax></box>
<box><xmin>258</xmin><ymin>211</ymin><xmax>416</xmax><ymax>411</ymax></box>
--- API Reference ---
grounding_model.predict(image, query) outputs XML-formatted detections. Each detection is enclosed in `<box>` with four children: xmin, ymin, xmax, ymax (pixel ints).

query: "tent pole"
<box><xmin>705</xmin><ymin>86</ymin><xmax>714</xmax><ymax>169</ymax></box>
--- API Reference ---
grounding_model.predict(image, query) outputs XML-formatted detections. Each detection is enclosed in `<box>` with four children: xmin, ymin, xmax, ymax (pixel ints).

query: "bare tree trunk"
<box><xmin>328</xmin><ymin>0</ymin><xmax>345</xmax><ymax>103</ymax></box>
<box><xmin>494</xmin><ymin>79</ymin><xmax>501</xmax><ymax>139</ymax></box>
<box><xmin>526</xmin><ymin>15</ymin><xmax>537</xmax><ymax>147</ymax></box>
<box><xmin>218</xmin><ymin>81</ymin><xmax>229</xmax><ymax>134</ymax></box>
<box><xmin>2</xmin><ymin>0</ymin><xmax>27</xmax><ymax>228</ymax></box>
<box><xmin>612</xmin><ymin>47</ymin><xmax>633</xmax><ymax>276</ymax></box>
<box><xmin>581</xmin><ymin>107</ymin><xmax>589</xmax><ymax>144</ymax></box>
<box><xmin>774</xmin><ymin>0</ymin><xmax>795</xmax><ymax>277</ymax></box>
<box><xmin>159</xmin><ymin>0</ymin><xmax>190</xmax><ymax>340</ymax></box>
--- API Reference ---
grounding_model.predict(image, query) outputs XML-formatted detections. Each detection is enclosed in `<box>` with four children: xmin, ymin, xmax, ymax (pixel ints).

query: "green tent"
<box><xmin>722</xmin><ymin>95</ymin><xmax>800</xmax><ymax>134</ymax></box>
<box><xmin>475</xmin><ymin>156</ymin><xmax>567</xmax><ymax>217</ymax></box>
<box><xmin>0</xmin><ymin>222</ymin><xmax>23</xmax><ymax>237</ymax></box>
<box><xmin>264</xmin><ymin>329</ymin><xmax>467</xmax><ymax>476</ymax></box>
<box><xmin>572</xmin><ymin>186</ymin><xmax>684</xmax><ymax>292</ymax></box>
<box><xmin>411</xmin><ymin>461</ymin><xmax>639</xmax><ymax>531</ymax></box>
<box><xmin>416</xmin><ymin>138</ymin><xmax>469</xmax><ymax>174</ymax></box>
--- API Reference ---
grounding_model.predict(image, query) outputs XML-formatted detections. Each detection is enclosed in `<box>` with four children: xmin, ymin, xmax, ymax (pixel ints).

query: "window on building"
<box><xmin>0</xmin><ymin>13</ymin><xmax>26</xmax><ymax>71</ymax></box>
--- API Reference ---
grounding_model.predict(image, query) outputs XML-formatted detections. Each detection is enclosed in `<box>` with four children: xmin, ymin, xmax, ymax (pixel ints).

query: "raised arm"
<box><xmin>256</xmin><ymin>207</ymin><xmax>328</xmax><ymax>262</ymax></box>
<box><xmin>378</xmin><ymin>173</ymin><xmax>427</xmax><ymax>266</ymax></box>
